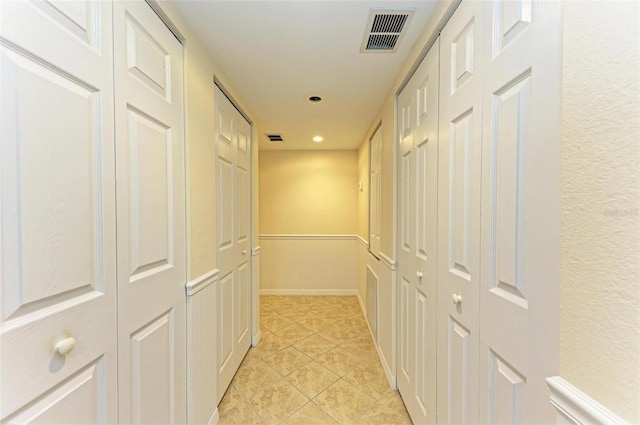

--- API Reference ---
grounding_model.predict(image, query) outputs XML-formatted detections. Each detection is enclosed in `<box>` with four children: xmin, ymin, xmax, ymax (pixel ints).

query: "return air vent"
<box><xmin>266</xmin><ymin>133</ymin><xmax>284</xmax><ymax>142</ymax></box>
<box><xmin>361</xmin><ymin>8</ymin><xmax>414</xmax><ymax>53</ymax></box>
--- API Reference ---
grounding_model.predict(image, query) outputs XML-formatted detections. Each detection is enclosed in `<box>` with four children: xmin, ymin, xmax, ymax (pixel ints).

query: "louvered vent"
<box><xmin>266</xmin><ymin>133</ymin><xmax>284</xmax><ymax>142</ymax></box>
<box><xmin>361</xmin><ymin>8</ymin><xmax>414</xmax><ymax>53</ymax></box>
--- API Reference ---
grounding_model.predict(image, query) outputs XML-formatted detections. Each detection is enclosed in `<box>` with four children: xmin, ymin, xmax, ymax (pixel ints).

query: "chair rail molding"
<box><xmin>546</xmin><ymin>376</ymin><xmax>627</xmax><ymax>424</ymax></box>
<box><xmin>379</xmin><ymin>252</ymin><xmax>397</xmax><ymax>271</ymax></box>
<box><xmin>185</xmin><ymin>268</ymin><xmax>220</xmax><ymax>296</ymax></box>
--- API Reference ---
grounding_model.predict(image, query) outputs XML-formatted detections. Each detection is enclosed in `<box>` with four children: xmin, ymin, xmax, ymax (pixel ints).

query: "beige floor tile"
<box><xmin>318</xmin><ymin>324</ymin><xmax>361</xmax><ymax>345</ymax></box>
<box><xmin>298</xmin><ymin>317</ymin><xmax>334</xmax><ymax>333</ymax></box>
<box><xmin>316</xmin><ymin>347</ymin><xmax>364</xmax><ymax>376</ymax></box>
<box><xmin>340</xmin><ymin>339</ymin><xmax>379</xmax><ymax>363</ymax></box>
<box><xmin>279</xmin><ymin>310</ymin><xmax>312</xmax><ymax>322</ymax></box>
<box><xmin>313</xmin><ymin>379</ymin><xmax>375</xmax><ymax>425</ymax></box>
<box><xmin>231</xmin><ymin>359</ymin><xmax>281</xmax><ymax>397</ymax></box>
<box><xmin>286</xmin><ymin>361</ymin><xmax>340</xmax><ymax>398</ymax></box>
<box><xmin>274</xmin><ymin>323</ymin><xmax>315</xmax><ymax>345</ymax></box>
<box><xmin>262</xmin><ymin>315</ymin><xmax>296</xmax><ymax>333</ymax></box>
<box><xmin>248</xmin><ymin>380</ymin><xmax>309</xmax><ymax>425</ymax></box>
<box><xmin>281</xmin><ymin>402</ymin><xmax>339</xmax><ymax>425</ymax></box>
<box><xmin>343</xmin><ymin>364</ymin><xmax>391</xmax><ymax>400</ymax></box>
<box><xmin>294</xmin><ymin>334</ymin><xmax>337</xmax><ymax>358</ymax></box>
<box><xmin>218</xmin><ymin>400</ymin><xmax>266</xmax><ymax>425</ymax></box>
<box><xmin>262</xmin><ymin>346</ymin><xmax>312</xmax><ymax>376</ymax></box>
<box><xmin>253</xmin><ymin>331</ymin><xmax>290</xmax><ymax>358</ymax></box>
<box><xmin>337</xmin><ymin>317</ymin><xmax>369</xmax><ymax>332</ymax></box>
<box><xmin>219</xmin><ymin>382</ymin><xmax>245</xmax><ymax>415</ymax></box>
<box><xmin>354</xmin><ymin>391</ymin><xmax>412</xmax><ymax>425</ymax></box>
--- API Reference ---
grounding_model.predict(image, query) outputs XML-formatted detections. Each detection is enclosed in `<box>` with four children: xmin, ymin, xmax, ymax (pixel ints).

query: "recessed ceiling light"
<box><xmin>313</xmin><ymin>136</ymin><xmax>324</xmax><ymax>142</ymax></box>
<box><xmin>308</xmin><ymin>96</ymin><xmax>322</xmax><ymax>103</ymax></box>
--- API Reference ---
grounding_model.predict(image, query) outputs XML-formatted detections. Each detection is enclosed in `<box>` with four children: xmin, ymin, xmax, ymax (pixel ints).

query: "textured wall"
<box><xmin>560</xmin><ymin>2</ymin><xmax>640</xmax><ymax>422</ymax></box>
<box><xmin>259</xmin><ymin>150</ymin><xmax>358</xmax><ymax>235</ymax></box>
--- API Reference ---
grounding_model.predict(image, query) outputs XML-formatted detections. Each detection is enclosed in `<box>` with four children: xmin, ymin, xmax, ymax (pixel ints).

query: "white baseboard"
<box><xmin>356</xmin><ymin>291</ymin><xmax>367</xmax><ymax>317</ymax></box>
<box><xmin>208</xmin><ymin>408</ymin><xmax>219</xmax><ymax>425</ymax></box>
<box><xmin>377</xmin><ymin>343</ymin><xmax>396</xmax><ymax>390</ymax></box>
<box><xmin>260</xmin><ymin>289</ymin><xmax>358</xmax><ymax>296</ymax></box>
<box><xmin>252</xmin><ymin>329</ymin><xmax>261</xmax><ymax>347</ymax></box>
<box><xmin>546</xmin><ymin>376</ymin><xmax>627</xmax><ymax>424</ymax></box>
<box><xmin>356</xmin><ymin>288</ymin><xmax>396</xmax><ymax>390</ymax></box>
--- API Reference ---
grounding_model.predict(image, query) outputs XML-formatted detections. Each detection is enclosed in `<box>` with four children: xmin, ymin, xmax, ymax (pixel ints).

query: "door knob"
<box><xmin>242</xmin><ymin>250</ymin><xmax>247</xmax><ymax>255</ymax></box>
<box><xmin>54</xmin><ymin>337</ymin><xmax>76</xmax><ymax>356</ymax></box>
<box><xmin>452</xmin><ymin>293</ymin><xmax>463</xmax><ymax>305</ymax></box>
<box><xmin>416</xmin><ymin>271</ymin><xmax>423</xmax><ymax>278</ymax></box>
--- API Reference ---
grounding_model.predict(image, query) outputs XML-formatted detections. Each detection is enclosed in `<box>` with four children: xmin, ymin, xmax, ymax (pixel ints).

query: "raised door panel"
<box><xmin>0</xmin><ymin>0</ymin><xmax>116</xmax><ymax>421</ymax></box>
<box><xmin>479</xmin><ymin>1</ymin><xmax>560</xmax><ymax>422</ymax></box>
<box><xmin>130</xmin><ymin>312</ymin><xmax>174</xmax><ymax>425</ymax></box>
<box><xmin>399</xmin><ymin>278</ymin><xmax>412</xmax><ymax>385</ymax></box>
<box><xmin>2</xmin><ymin>359</ymin><xmax>107</xmax><ymax>424</ymax></box>
<box><xmin>114</xmin><ymin>2</ymin><xmax>185</xmax><ymax>423</ymax></box>
<box><xmin>437</xmin><ymin>2</ymin><xmax>483</xmax><ymax>424</ymax></box>
<box><xmin>127</xmin><ymin>108</ymin><xmax>173</xmax><ymax>281</ymax></box>
<box><xmin>217</xmin><ymin>272</ymin><xmax>235</xmax><ymax>393</ymax></box>
<box><xmin>236</xmin><ymin>262</ymin><xmax>250</xmax><ymax>345</ymax></box>
<box><xmin>449</xmin><ymin>319</ymin><xmax>472</xmax><ymax>424</ymax></box>
<box><xmin>487</xmin><ymin>351</ymin><xmax>526</xmax><ymax>424</ymax></box>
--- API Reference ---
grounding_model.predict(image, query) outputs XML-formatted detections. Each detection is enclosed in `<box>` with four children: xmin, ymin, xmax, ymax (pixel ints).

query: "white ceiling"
<box><xmin>171</xmin><ymin>1</ymin><xmax>438</xmax><ymax>150</ymax></box>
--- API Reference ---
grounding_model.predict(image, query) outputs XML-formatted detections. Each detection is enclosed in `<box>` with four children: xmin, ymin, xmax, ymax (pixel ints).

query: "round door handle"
<box><xmin>452</xmin><ymin>293</ymin><xmax>463</xmax><ymax>305</ymax></box>
<box><xmin>54</xmin><ymin>337</ymin><xmax>76</xmax><ymax>356</ymax></box>
<box><xmin>242</xmin><ymin>250</ymin><xmax>247</xmax><ymax>255</ymax></box>
<box><xmin>416</xmin><ymin>271</ymin><xmax>423</xmax><ymax>278</ymax></box>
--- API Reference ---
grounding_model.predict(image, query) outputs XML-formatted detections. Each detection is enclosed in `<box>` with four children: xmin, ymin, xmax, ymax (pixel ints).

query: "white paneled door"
<box><xmin>478</xmin><ymin>1</ymin><xmax>560</xmax><ymax>423</ymax></box>
<box><xmin>0</xmin><ymin>1</ymin><xmax>117</xmax><ymax>422</ymax></box>
<box><xmin>437</xmin><ymin>1</ymin><xmax>484</xmax><ymax>423</ymax></box>
<box><xmin>114</xmin><ymin>2</ymin><xmax>186</xmax><ymax>424</ymax></box>
<box><xmin>215</xmin><ymin>86</ymin><xmax>252</xmax><ymax>401</ymax></box>
<box><xmin>397</xmin><ymin>40</ymin><xmax>439</xmax><ymax>425</ymax></box>
<box><xmin>369</xmin><ymin>126</ymin><xmax>382</xmax><ymax>256</ymax></box>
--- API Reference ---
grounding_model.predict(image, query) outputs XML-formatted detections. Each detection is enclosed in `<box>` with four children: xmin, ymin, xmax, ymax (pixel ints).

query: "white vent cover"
<box><xmin>361</xmin><ymin>8</ymin><xmax>415</xmax><ymax>53</ymax></box>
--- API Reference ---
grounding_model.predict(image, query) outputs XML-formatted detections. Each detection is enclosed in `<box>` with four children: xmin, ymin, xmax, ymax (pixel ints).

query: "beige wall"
<box><xmin>560</xmin><ymin>2</ymin><xmax>640</xmax><ymax>422</ymax></box>
<box><xmin>259</xmin><ymin>150</ymin><xmax>358</xmax><ymax>235</ymax></box>
<box><xmin>157</xmin><ymin>1</ymin><xmax>260</xmax><ymax>280</ymax></box>
<box><xmin>357</xmin><ymin>139</ymin><xmax>370</xmax><ymax>240</ymax></box>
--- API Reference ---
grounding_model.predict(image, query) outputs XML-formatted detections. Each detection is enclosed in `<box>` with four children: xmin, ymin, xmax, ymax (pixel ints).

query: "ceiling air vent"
<box><xmin>361</xmin><ymin>8</ymin><xmax>415</xmax><ymax>53</ymax></box>
<box><xmin>266</xmin><ymin>133</ymin><xmax>284</xmax><ymax>142</ymax></box>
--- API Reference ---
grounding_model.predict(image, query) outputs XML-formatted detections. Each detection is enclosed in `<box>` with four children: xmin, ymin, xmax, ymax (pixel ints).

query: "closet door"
<box><xmin>369</xmin><ymin>126</ymin><xmax>382</xmax><ymax>256</ymax></box>
<box><xmin>0</xmin><ymin>1</ymin><xmax>117</xmax><ymax>422</ymax></box>
<box><xmin>478</xmin><ymin>1</ymin><xmax>560</xmax><ymax>423</ymax></box>
<box><xmin>397</xmin><ymin>40</ymin><xmax>439</xmax><ymax>425</ymax></box>
<box><xmin>113</xmin><ymin>2</ymin><xmax>186</xmax><ymax>423</ymax></box>
<box><xmin>437</xmin><ymin>1</ymin><xmax>484</xmax><ymax>423</ymax></box>
<box><xmin>215</xmin><ymin>86</ymin><xmax>252</xmax><ymax>400</ymax></box>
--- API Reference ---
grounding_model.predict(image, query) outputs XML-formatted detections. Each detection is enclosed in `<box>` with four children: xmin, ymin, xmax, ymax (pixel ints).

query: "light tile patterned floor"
<box><xmin>218</xmin><ymin>295</ymin><xmax>412</xmax><ymax>425</ymax></box>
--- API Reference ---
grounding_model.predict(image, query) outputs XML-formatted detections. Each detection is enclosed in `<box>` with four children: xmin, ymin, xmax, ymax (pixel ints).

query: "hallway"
<box><xmin>218</xmin><ymin>296</ymin><xmax>411</xmax><ymax>425</ymax></box>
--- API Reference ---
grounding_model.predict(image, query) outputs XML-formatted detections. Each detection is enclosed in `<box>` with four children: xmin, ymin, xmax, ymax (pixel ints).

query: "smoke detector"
<box><xmin>361</xmin><ymin>8</ymin><xmax>415</xmax><ymax>53</ymax></box>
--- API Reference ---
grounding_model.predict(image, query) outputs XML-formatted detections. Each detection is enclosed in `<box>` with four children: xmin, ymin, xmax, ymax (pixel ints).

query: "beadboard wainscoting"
<box><xmin>185</xmin><ymin>269</ymin><xmax>219</xmax><ymax>425</ymax></box>
<box><xmin>260</xmin><ymin>235</ymin><xmax>358</xmax><ymax>295</ymax></box>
